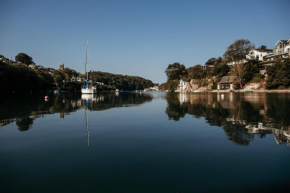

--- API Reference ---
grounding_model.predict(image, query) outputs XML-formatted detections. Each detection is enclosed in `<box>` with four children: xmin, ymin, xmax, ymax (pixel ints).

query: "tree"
<box><xmin>165</xmin><ymin>62</ymin><xmax>187</xmax><ymax>81</ymax></box>
<box><xmin>212</xmin><ymin>57</ymin><xmax>230</xmax><ymax>77</ymax></box>
<box><xmin>62</xmin><ymin>68</ymin><xmax>78</xmax><ymax>81</ymax></box>
<box><xmin>205</xmin><ymin>58</ymin><xmax>216</xmax><ymax>67</ymax></box>
<box><xmin>231</xmin><ymin>63</ymin><xmax>248</xmax><ymax>88</ymax></box>
<box><xmin>223</xmin><ymin>39</ymin><xmax>255</xmax><ymax>64</ymax></box>
<box><xmin>266</xmin><ymin>59</ymin><xmax>290</xmax><ymax>89</ymax></box>
<box><xmin>243</xmin><ymin>60</ymin><xmax>261</xmax><ymax>83</ymax></box>
<box><xmin>52</xmin><ymin>71</ymin><xmax>65</xmax><ymax>87</ymax></box>
<box><xmin>15</xmin><ymin>53</ymin><xmax>34</xmax><ymax>65</ymax></box>
<box><xmin>187</xmin><ymin>65</ymin><xmax>205</xmax><ymax>79</ymax></box>
<box><xmin>159</xmin><ymin>80</ymin><xmax>179</xmax><ymax>92</ymax></box>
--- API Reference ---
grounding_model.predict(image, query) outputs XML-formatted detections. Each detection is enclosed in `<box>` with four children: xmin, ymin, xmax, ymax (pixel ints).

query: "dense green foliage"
<box><xmin>161</xmin><ymin>58</ymin><xmax>231</xmax><ymax>91</ymax></box>
<box><xmin>15</xmin><ymin>53</ymin><xmax>34</xmax><ymax>65</ymax></box>
<box><xmin>243</xmin><ymin>60</ymin><xmax>261</xmax><ymax>83</ymax></box>
<box><xmin>159</xmin><ymin>80</ymin><xmax>179</xmax><ymax>92</ymax></box>
<box><xmin>0</xmin><ymin>60</ymin><xmax>83</xmax><ymax>93</ymax></box>
<box><xmin>223</xmin><ymin>39</ymin><xmax>255</xmax><ymax>63</ymax></box>
<box><xmin>88</xmin><ymin>71</ymin><xmax>154</xmax><ymax>91</ymax></box>
<box><xmin>187</xmin><ymin>65</ymin><xmax>205</xmax><ymax>79</ymax></box>
<box><xmin>165</xmin><ymin>62</ymin><xmax>187</xmax><ymax>80</ymax></box>
<box><xmin>210</xmin><ymin>57</ymin><xmax>230</xmax><ymax>77</ymax></box>
<box><xmin>0</xmin><ymin>61</ymin><xmax>53</xmax><ymax>93</ymax></box>
<box><xmin>1</xmin><ymin>52</ymin><xmax>154</xmax><ymax>93</ymax></box>
<box><xmin>266</xmin><ymin>59</ymin><xmax>290</xmax><ymax>89</ymax></box>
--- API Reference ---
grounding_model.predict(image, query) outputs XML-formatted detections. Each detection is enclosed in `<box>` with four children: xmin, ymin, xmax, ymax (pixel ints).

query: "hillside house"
<box><xmin>28</xmin><ymin>63</ymin><xmax>36</xmax><ymax>69</ymax></box>
<box><xmin>264</xmin><ymin>39</ymin><xmax>290</xmax><ymax>61</ymax></box>
<box><xmin>246</xmin><ymin>46</ymin><xmax>273</xmax><ymax>61</ymax></box>
<box><xmin>217</xmin><ymin>76</ymin><xmax>237</xmax><ymax>90</ymax></box>
<box><xmin>178</xmin><ymin>79</ymin><xmax>193</xmax><ymax>92</ymax></box>
<box><xmin>178</xmin><ymin>79</ymin><xmax>187</xmax><ymax>91</ymax></box>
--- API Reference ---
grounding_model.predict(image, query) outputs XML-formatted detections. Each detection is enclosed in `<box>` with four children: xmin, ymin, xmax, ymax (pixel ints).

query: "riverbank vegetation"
<box><xmin>0</xmin><ymin>53</ymin><xmax>154</xmax><ymax>93</ymax></box>
<box><xmin>89</xmin><ymin>71</ymin><xmax>154</xmax><ymax>91</ymax></box>
<box><xmin>160</xmin><ymin>39</ymin><xmax>290</xmax><ymax>91</ymax></box>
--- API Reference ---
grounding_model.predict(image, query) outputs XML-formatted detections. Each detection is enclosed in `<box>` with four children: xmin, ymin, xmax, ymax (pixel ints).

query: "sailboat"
<box><xmin>81</xmin><ymin>41</ymin><xmax>97</xmax><ymax>94</ymax></box>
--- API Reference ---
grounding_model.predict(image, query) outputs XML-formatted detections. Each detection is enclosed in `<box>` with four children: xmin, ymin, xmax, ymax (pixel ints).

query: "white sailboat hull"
<box><xmin>81</xmin><ymin>88</ymin><xmax>97</xmax><ymax>94</ymax></box>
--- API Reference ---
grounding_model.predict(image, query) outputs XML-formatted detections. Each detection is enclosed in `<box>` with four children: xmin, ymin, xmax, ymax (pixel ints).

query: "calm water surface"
<box><xmin>1</xmin><ymin>92</ymin><xmax>290</xmax><ymax>193</ymax></box>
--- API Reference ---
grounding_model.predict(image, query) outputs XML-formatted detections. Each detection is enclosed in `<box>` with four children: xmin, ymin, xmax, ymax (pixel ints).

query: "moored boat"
<box><xmin>81</xmin><ymin>41</ymin><xmax>97</xmax><ymax>94</ymax></box>
<box><xmin>82</xmin><ymin>80</ymin><xmax>97</xmax><ymax>94</ymax></box>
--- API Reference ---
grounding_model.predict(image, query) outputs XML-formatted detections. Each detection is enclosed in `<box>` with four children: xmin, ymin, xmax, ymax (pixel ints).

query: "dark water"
<box><xmin>1</xmin><ymin>92</ymin><xmax>290</xmax><ymax>193</ymax></box>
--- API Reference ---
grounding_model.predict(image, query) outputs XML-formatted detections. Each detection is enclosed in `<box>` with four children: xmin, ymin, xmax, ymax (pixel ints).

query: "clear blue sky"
<box><xmin>1</xmin><ymin>0</ymin><xmax>289</xmax><ymax>83</ymax></box>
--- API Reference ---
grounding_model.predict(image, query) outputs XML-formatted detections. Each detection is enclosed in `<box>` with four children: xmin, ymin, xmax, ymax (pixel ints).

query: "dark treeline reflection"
<box><xmin>0</xmin><ymin>92</ymin><xmax>153</xmax><ymax>131</ymax></box>
<box><xmin>165</xmin><ymin>93</ymin><xmax>290</xmax><ymax>146</ymax></box>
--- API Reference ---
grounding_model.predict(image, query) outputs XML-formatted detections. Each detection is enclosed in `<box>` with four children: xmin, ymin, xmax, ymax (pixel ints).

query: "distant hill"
<box><xmin>0</xmin><ymin>53</ymin><xmax>154</xmax><ymax>93</ymax></box>
<box><xmin>88</xmin><ymin>71</ymin><xmax>154</xmax><ymax>91</ymax></box>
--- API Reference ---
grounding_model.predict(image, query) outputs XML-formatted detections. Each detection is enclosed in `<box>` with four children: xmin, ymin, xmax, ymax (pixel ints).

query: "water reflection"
<box><xmin>0</xmin><ymin>92</ymin><xmax>153</xmax><ymax>131</ymax></box>
<box><xmin>2</xmin><ymin>92</ymin><xmax>290</xmax><ymax>146</ymax></box>
<box><xmin>165</xmin><ymin>93</ymin><xmax>290</xmax><ymax>146</ymax></box>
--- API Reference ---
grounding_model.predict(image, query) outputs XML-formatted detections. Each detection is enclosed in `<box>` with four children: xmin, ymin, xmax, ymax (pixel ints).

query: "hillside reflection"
<box><xmin>0</xmin><ymin>92</ymin><xmax>153</xmax><ymax>131</ymax></box>
<box><xmin>165</xmin><ymin>93</ymin><xmax>290</xmax><ymax>146</ymax></box>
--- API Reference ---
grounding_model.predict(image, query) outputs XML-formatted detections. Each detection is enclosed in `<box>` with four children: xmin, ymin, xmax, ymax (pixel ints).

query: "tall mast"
<box><xmin>86</xmin><ymin>41</ymin><xmax>89</xmax><ymax>80</ymax></box>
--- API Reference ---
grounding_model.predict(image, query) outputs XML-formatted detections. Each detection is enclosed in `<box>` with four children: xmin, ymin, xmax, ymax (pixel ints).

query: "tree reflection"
<box><xmin>223</xmin><ymin>124</ymin><xmax>254</xmax><ymax>146</ymax></box>
<box><xmin>165</xmin><ymin>93</ymin><xmax>290</xmax><ymax>145</ymax></box>
<box><xmin>0</xmin><ymin>92</ymin><xmax>153</xmax><ymax>131</ymax></box>
<box><xmin>16</xmin><ymin>117</ymin><xmax>34</xmax><ymax>131</ymax></box>
<box><xmin>165</xmin><ymin>93</ymin><xmax>186</xmax><ymax>121</ymax></box>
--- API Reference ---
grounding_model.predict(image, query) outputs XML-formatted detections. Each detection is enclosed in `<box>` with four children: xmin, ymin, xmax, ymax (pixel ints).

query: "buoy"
<box><xmin>45</xmin><ymin>96</ymin><xmax>49</xmax><ymax>101</ymax></box>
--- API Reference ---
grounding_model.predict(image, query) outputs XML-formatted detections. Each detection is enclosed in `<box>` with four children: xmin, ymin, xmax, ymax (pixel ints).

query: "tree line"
<box><xmin>89</xmin><ymin>71</ymin><xmax>154</xmax><ymax>91</ymax></box>
<box><xmin>0</xmin><ymin>53</ymin><xmax>154</xmax><ymax>93</ymax></box>
<box><xmin>160</xmin><ymin>39</ymin><xmax>290</xmax><ymax>91</ymax></box>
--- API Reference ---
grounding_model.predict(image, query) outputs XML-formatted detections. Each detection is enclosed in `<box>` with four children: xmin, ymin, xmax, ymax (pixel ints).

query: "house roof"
<box><xmin>218</xmin><ymin>76</ymin><xmax>237</xmax><ymax>84</ymax></box>
<box><xmin>275</xmin><ymin>40</ymin><xmax>288</xmax><ymax>46</ymax></box>
<box><xmin>255</xmin><ymin>48</ymin><xmax>273</xmax><ymax>52</ymax></box>
<box><xmin>180</xmin><ymin>78</ymin><xmax>188</xmax><ymax>82</ymax></box>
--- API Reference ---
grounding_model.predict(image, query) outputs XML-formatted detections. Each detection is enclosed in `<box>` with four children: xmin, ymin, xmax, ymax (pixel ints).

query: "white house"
<box><xmin>264</xmin><ymin>39</ymin><xmax>290</xmax><ymax>61</ymax></box>
<box><xmin>179</xmin><ymin>79</ymin><xmax>186</xmax><ymax>90</ymax></box>
<box><xmin>178</xmin><ymin>79</ymin><xmax>190</xmax><ymax>91</ymax></box>
<box><xmin>227</xmin><ymin>59</ymin><xmax>247</xmax><ymax>66</ymax></box>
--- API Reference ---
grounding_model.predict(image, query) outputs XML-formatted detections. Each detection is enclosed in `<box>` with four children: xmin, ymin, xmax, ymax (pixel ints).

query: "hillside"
<box><xmin>88</xmin><ymin>71</ymin><xmax>154</xmax><ymax>91</ymax></box>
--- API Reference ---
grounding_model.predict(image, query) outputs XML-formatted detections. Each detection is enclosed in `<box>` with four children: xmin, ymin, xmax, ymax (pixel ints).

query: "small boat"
<box><xmin>115</xmin><ymin>89</ymin><xmax>119</xmax><ymax>92</ymax></box>
<box><xmin>245</xmin><ymin>90</ymin><xmax>253</xmax><ymax>93</ymax></box>
<box><xmin>82</xmin><ymin>80</ymin><xmax>97</xmax><ymax>94</ymax></box>
<box><xmin>81</xmin><ymin>41</ymin><xmax>97</xmax><ymax>94</ymax></box>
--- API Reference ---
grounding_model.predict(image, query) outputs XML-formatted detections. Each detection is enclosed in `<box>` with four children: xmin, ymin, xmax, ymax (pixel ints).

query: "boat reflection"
<box><xmin>81</xmin><ymin>94</ymin><xmax>97</xmax><ymax>108</ymax></box>
<box><xmin>0</xmin><ymin>92</ymin><xmax>153</xmax><ymax>131</ymax></box>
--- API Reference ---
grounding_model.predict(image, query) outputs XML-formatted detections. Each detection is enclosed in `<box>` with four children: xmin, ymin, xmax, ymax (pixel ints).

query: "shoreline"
<box><xmin>176</xmin><ymin>89</ymin><xmax>290</xmax><ymax>93</ymax></box>
<box><xmin>213</xmin><ymin>89</ymin><xmax>290</xmax><ymax>93</ymax></box>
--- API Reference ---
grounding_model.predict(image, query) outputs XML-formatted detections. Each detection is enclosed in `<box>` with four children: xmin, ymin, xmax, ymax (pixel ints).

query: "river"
<box><xmin>1</xmin><ymin>92</ymin><xmax>290</xmax><ymax>192</ymax></box>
